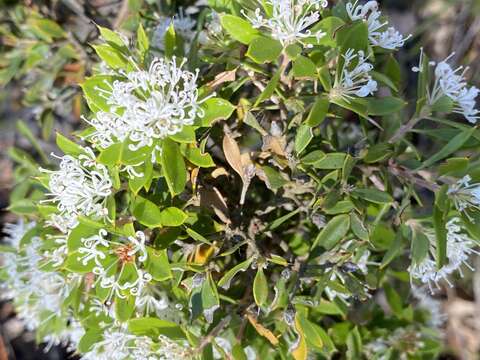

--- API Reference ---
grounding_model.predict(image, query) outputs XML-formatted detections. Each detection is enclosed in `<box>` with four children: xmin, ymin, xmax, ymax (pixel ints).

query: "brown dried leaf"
<box><xmin>223</xmin><ymin>134</ymin><xmax>245</xmax><ymax>180</ymax></box>
<box><xmin>206</xmin><ymin>68</ymin><xmax>237</xmax><ymax>89</ymax></box>
<box><xmin>211</xmin><ymin>167</ymin><xmax>229</xmax><ymax>178</ymax></box>
<box><xmin>262</xmin><ymin>135</ymin><xmax>286</xmax><ymax>157</ymax></box>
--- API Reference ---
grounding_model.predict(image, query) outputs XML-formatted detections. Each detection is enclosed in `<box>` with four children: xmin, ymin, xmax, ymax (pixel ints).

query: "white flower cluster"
<box><xmin>448</xmin><ymin>175</ymin><xmax>480</xmax><ymax>220</ymax></box>
<box><xmin>81</xmin><ymin>327</ymin><xmax>189</xmax><ymax>360</ymax></box>
<box><xmin>242</xmin><ymin>0</ymin><xmax>328</xmax><ymax>47</ymax></box>
<box><xmin>85</xmin><ymin>57</ymin><xmax>205</xmax><ymax>153</ymax></box>
<box><xmin>0</xmin><ymin>221</ymin><xmax>84</xmax><ymax>349</ymax></box>
<box><xmin>346</xmin><ymin>0</ymin><xmax>411</xmax><ymax>50</ymax></box>
<box><xmin>41</xmin><ymin>148</ymin><xmax>112</xmax><ymax>233</ymax></box>
<box><xmin>331</xmin><ymin>49</ymin><xmax>378</xmax><ymax>102</ymax></box>
<box><xmin>152</xmin><ymin>8</ymin><xmax>196</xmax><ymax>51</ymax></box>
<box><xmin>421</xmin><ymin>52</ymin><xmax>480</xmax><ymax>123</ymax></box>
<box><xmin>409</xmin><ymin>218</ymin><xmax>479</xmax><ymax>293</ymax></box>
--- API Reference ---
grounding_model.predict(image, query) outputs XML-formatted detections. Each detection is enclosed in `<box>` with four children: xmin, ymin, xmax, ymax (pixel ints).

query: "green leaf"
<box><xmin>78</xmin><ymin>329</ymin><xmax>103</xmax><ymax>353</ymax></box>
<box><xmin>346</xmin><ymin>327</ymin><xmax>362</xmax><ymax>360</ymax></box>
<box><xmin>201</xmin><ymin>273</ymin><xmax>220</xmax><ymax>322</ymax></box>
<box><xmin>220</xmin><ymin>15</ymin><xmax>259</xmax><ymax>44</ymax></box>
<box><xmin>218</xmin><ymin>258</ymin><xmax>253</xmax><ymax>290</ymax></box>
<box><xmin>309</xmin><ymin>17</ymin><xmax>345</xmax><ymax>47</ymax></box>
<box><xmin>433</xmin><ymin>185</ymin><xmax>449</xmax><ymax>268</ymax></box>
<box><xmin>160</xmin><ymin>207</ymin><xmax>188</xmax><ymax>227</ymax></box>
<box><xmin>169</xmin><ymin>126</ymin><xmax>196</xmax><ymax>143</ymax></box>
<box><xmin>312</xmin><ymin>153</ymin><xmax>347</xmax><ymax>169</ymax></box>
<box><xmin>199</xmin><ymin>98</ymin><xmax>235</xmax><ymax>126</ymax></box>
<box><xmin>183</xmin><ymin>147</ymin><xmax>215</xmax><ymax>167</ymax></box>
<box><xmin>29</xmin><ymin>18</ymin><xmax>65</xmax><ymax>40</ymax></box>
<box><xmin>128</xmin><ymin>317</ymin><xmax>185</xmax><ymax>339</ymax></box>
<box><xmin>131</xmin><ymin>196</ymin><xmax>162</xmax><ymax>228</ymax></box>
<box><xmin>270</xmin><ymin>208</ymin><xmax>301</xmax><ymax>230</ymax></box>
<box><xmin>431</xmin><ymin>95</ymin><xmax>454</xmax><ymax>113</ymax></box>
<box><xmin>247</xmin><ymin>36</ymin><xmax>283</xmax><ymax>64</ymax></box>
<box><xmin>351</xmin><ymin>188</ymin><xmax>393</xmax><ymax>204</ymax></box>
<box><xmin>301</xmin><ymin>150</ymin><xmax>326</xmax><ymax>165</ymax></box>
<box><xmin>115</xmin><ymin>294</ymin><xmax>135</xmax><ymax>322</ymax></box>
<box><xmin>145</xmin><ymin>248</ymin><xmax>172</xmax><ymax>281</ymax></box>
<box><xmin>253</xmin><ymin>268</ymin><xmax>269</xmax><ymax>307</ymax></box>
<box><xmin>263</xmin><ymin>166</ymin><xmax>288</xmax><ymax>191</ymax></box>
<box><xmin>285</xmin><ymin>44</ymin><xmax>302</xmax><ymax>60</ymax></box>
<box><xmin>8</xmin><ymin>199</ymin><xmax>36</xmax><ymax>215</ymax></box>
<box><xmin>164</xmin><ymin>23</ymin><xmax>176</xmax><ymax>58</ymax></box>
<box><xmin>17</xmin><ymin>121</ymin><xmax>48</xmax><ymax>163</ymax></box>
<box><xmin>92</xmin><ymin>44</ymin><xmax>129</xmax><ymax>70</ymax></box>
<box><xmin>137</xmin><ymin>24</ymin><xmax>149</xmax><ymax>58</ymax></box>
<box><xmin>295</xmin><ymin>124</ymin><xmax>313</xmax><ymax>154</ymax></box>
<box><xmin>384</xmin><ymin>284</ymin><xmax>403</xmax><ymax>317</ymax></box>
<box><xmin>418</xmin><ymin>127</ymin><xmax>476</xmax><ymax>169</ymax></box>
<box><xmin>56</xmin><ymin>132</ymin><xmax>85</xmax><ymax>156</ymax></box>
<box><xmin>438</xmin><ymin>157</ymin><xmax>469</xmax><ymax>176</ymax></box>
<box><xmin>296</xmin><ymin>312</ymin><xmax>324</xmax><ymax>351</ymax></box>
<box><xmin>367</xmin><ymin>97</ymin><xmax>406</xmax><ymax>116</ymax></box>
<box><xmin>411</xmin><ymin>228</ymin><xmax>430</xmax><ymax>265</ymax></box>
<box><xmin>313</xmin><ymin>214</ymin><xmax>350</xmax><ymax>250</ymax></box>
<box><xmin>292</xmin><ymin>56</ymin><xmax>317</xmax><ymax>78</ymax></box>
<box><xmin>98</xmin><ymin>26</ymin><xmax>127</xmax><ymax>48</ymax></box>
<box><xmin>161</xmin><ymin>138</ymin><xmax>187</xmax><ymax>197</ymax></box>
<box><xmin>306</xmin><ymin>96</ymin><xmax>330</xmax><ymax>127</ymax></box>
<box><xmin>254</xmin><ymin>71</ymin><xmax>281</xmax><ymax>107</ymax></box>
<box><xmin>363</xmin><ymin>143</ymin><xmax>393</xmax><ymax>163</ymax></box>
<box><xmin>338</xmin><ymin>21</ymin><xmax>369</xmax><ymax>52</ymax></box>
<box><xmin>82</xmin><ymin>75</ymin><xmax>120</xmax><ymax>113</ymax></box>
<box><xmin>350</xmin><ymin>213</ymin><xmax>369</xmax><ymax>241</ymax></box>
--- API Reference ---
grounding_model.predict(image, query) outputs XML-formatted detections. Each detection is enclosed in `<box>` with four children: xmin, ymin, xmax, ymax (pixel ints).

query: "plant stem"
<box><xmin>388</xmin><ymin>116</ymin><xmax>422</xmax><ymax>144</ymax></box>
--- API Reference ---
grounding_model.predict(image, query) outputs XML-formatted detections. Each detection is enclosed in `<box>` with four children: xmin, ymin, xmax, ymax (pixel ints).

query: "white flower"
<box><xmin>81</xmin><ymin>327</ymin><xmax>156</xmax><ymax>360</ymax></box>
<box><xmin>423</xmin><ymin>52</ymin><xmax>479</xmax><ymax>123</ymax></box>
<box><xmin>409</xmin><ymin>218</ymin><xmax>479</xmax><ymax>292</ymax></box>
<box><xmin>78</xmin><ymin>229</ymin><xmax>110</xmax><ymax>267</ymax></box>
<box><xmin>242</xmin><ymin>0</ymin><xmax>328</xmax><ymax>48</ymax></box>
<box><xmin>447</xmin><ymin>175</ymin><xmax>480</xmax><ymax>220</ymax></box>
<box><xmin>41</xmin><ymin>149</ymin><xmax>112</xmax><ymax>232</ymax></box>
<box><xmin>153</xmin><ymin>8</ymin><xmax>196</xmax><ymax>51</ymax></box>
<box><xmin>2</xmin><ymin>220</ymin><xmax>35</xmax><ymax>249</ymax></box>
<box><xmin>82</xmin><ymin>230</ymin><xmax>154</xmax><ymax>304</ymax></box>
<box><xmin>135</xmin><ymin>287</ymin><xmax>169</xmax><ymax>316</ymax></box>
<box><xmin>127</xmin><ymin>231</ymin><xmax>148</xmax><ymax>263</ymax></box>
<box><xmin>346</xmin><ymin>1</ymin><xmax>410</xmax><ymax>50</ymax></box>
<box><xmin>85</xmin><ymin>57</ymin><xmax>206</xmax><ymax>152</ymax></box>
<box><xmin>331</xmin><ymin>49</ymin><xmax>377</xmax><ymax>102</ymax></box>
<box><xmin>411</xmin><ymin>286</ymin><xmax>446</xmax><ymax>328</ymax></box>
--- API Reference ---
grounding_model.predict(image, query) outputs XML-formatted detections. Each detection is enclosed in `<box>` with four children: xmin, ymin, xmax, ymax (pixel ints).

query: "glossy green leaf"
<box><xmin>221</xmin><ymin>15</ymin><xmax>259</xmax><ymax>44</ymax></box>
<box><xmin>247</xmin><ymin>36</ymin><xmax>282</xmax><ymax>64</ymax></box>
<box><xmin>253</xmin><ymin>268</ymin><xmax>269</xmax><ymax>307</ymax></box>
<box><xmin>161</xmin><ymin>138</ymin><xmax>187</xmax><ymax>197</ymax></box>
<box><xmin>313</xmin><ymin>214</ymin><xmax>350</xmax><ymax>250</ymax></box>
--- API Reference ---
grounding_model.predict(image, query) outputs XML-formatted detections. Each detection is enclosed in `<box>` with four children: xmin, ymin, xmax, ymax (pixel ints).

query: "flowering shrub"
<box><xmin>2</xmin><ymin>0</ymin><xmax>480</xmax><ymax>359</ymax></box>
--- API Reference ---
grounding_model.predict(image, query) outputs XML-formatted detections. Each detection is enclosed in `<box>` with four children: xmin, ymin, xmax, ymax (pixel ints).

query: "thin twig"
<box><xmin>194</xmin><ymin>315</ymin><xmax>232</xmax><ymax>354</ymax></box>
<box><xmin>388</xmin><ymin>116</ymin><xmax>423</xmax><ymax>144</ymax></box>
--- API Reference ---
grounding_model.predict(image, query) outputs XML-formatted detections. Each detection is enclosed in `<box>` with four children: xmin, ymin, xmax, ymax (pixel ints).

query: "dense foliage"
<box><xmin>1</xmin><ymin>0</ymin><xmax>480</xmax><ymax>359</ymax></box>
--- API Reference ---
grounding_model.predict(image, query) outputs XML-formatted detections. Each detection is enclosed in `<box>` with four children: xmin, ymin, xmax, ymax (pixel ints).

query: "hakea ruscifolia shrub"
<box><xmin>2</xmin><ymin>0</ymin><xmax>480</xmax><ymax>358</ymax></box>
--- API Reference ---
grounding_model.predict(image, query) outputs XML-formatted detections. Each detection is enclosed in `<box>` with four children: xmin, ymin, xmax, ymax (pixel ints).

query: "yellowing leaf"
<box><xmin>292</xmin><ymin>314</ymin><xmax>308</xmax><ymax>360</ymax></box>
<box><xmin>246</xmin><ymin>314</ymin><xmax>279</xmax><ymax>346</ymax></box>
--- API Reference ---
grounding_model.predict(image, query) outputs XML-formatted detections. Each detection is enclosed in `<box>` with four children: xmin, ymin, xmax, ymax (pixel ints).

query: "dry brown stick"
<box><xmin>0</xmin><ymin>334</ymin><xmax>8</xmax><ymax>360</ymax></box>
<box><xmin>113</xmin><ymin>0</ymin><xmax>130</xmax><ymax>29</ymax></box>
